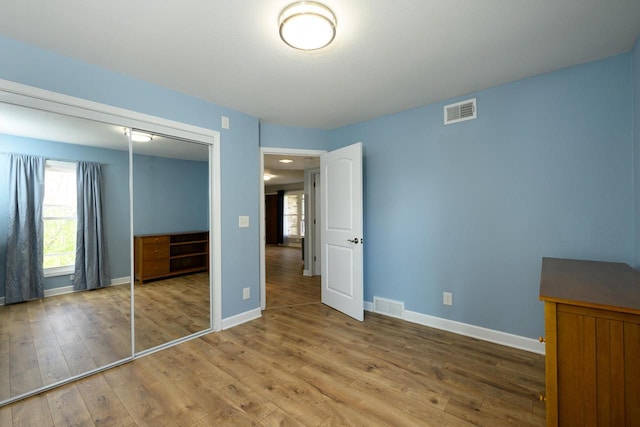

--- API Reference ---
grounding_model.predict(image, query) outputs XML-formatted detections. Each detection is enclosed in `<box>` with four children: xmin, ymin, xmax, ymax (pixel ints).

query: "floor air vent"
<box><xmin>373</xmin><ymin>297</ymin><xmax>405</xmax><ymax>319</ymax></box>
<box><xmin>444</xmin><ymin>98</ymin><xmax>476</xmax><ymax>125</ymax></box>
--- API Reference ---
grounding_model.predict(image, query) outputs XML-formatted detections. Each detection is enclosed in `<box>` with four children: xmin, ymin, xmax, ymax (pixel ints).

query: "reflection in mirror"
<box><xmin>0</xmin><ymin>102</ymin><xmax>132</xmax><ymax>403</ymax></box>
<box><xmin>132</xmin><ymin>133</ymin><xmax>210</xmax><ymax>353</ymax></box>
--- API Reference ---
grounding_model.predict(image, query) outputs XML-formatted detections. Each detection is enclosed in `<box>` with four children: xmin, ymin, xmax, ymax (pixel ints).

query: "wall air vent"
<box><xmin>373</xmin><ymin>296</ymin><xmax>405</xmax><ymax>319</ymax></box>
<box><xmin>444</xmin><ymin>98</ymin><xmax>477</xmax><ymax>125</ymax></box>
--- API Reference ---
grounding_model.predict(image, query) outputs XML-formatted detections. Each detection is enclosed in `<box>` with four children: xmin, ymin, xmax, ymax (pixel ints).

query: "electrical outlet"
<box><xmin>243</xmin><ymin>287</ymin><xmax>250</xmax><ymax>300</ymax></box>
<box><xmin>443</xmin><ymin>292</ymin><xmax>453</xmax><ymax>306</ymax></box>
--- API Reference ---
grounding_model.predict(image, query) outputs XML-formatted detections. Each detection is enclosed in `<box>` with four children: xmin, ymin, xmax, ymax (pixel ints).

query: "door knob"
<box><xmin>347</xmin><ymin>238</ymin><xmax>359</xmax><ymax>244</ymax></box>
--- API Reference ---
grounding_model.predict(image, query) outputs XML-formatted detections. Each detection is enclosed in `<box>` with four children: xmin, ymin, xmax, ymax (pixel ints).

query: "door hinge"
<box><xmin>314</xmin><ymin>256</ymin><xmax>317</xmax><ymax>261</ymax></box>
<box><xmin>313</xmin><ymin>219</ymin><xmax>316</xmax><ymax>225</ymax></box>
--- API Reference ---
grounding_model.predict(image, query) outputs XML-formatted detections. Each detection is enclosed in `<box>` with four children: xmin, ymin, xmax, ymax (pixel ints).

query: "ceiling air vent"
<box><xmin>444</xmin><ymin>98</ymin><xmax>476</xmax><ymax>125</ymax></box>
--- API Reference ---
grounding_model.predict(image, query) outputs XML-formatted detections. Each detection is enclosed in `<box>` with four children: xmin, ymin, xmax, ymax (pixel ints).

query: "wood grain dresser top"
<box><xmin>539</xmin><ymin>257</ymin><xmax>640</xmax><ymax>314</ymax></box>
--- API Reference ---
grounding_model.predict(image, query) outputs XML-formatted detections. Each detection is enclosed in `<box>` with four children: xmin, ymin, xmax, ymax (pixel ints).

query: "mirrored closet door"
<box><xmin>0</xmin><ymin>102</ymin><xmax>132</xmax><ymax>403</ymax></box>
<box><xmin>131</xmin><ymin>132</ymin><xmax>211</xmax><ymax>353</ymax></box>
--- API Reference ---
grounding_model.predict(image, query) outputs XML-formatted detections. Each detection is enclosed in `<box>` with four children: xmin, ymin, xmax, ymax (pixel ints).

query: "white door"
<box><xmin>320</xmin><ymin>142</ymin><xmax>363</xmax><ymax>321</ymax></box>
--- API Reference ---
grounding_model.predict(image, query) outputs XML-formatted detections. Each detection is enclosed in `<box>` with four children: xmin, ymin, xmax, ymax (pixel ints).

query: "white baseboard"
<box><xmin>110</xmin><ymin>276</ymin><xmax>130</xmax><ymax>286</ymax></box>
<box><xmin>221</xmin><ymin>307</ymin><xmax>262</xmax><ymax>330</ymax></box>
<box><xmin>303</xmin><ymin>269</ymin><xmax>312</xmax><ymax>277</ymax></box>
<box><xmin>0</xmin><ymin>276</ymin><xmax>131</xmax><ymax>306</ymax></box>
<box><xmin>364</xmin><ymin>301</ymin><xmax>544</xmax><ymax>355</ymax></box>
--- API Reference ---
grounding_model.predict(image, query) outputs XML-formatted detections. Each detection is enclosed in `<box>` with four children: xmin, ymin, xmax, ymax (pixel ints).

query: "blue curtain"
<box><xmin>5</xmin><ymin>154</ymin><xmax>45</xmax><ymax>304</ymax></box>
<box><xmin>73</xmin><ymin>161</ymin><xmax>110</xmax><ymax>290</ymax></box>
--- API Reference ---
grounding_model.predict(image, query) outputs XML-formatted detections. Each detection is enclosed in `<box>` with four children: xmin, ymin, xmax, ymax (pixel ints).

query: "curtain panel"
<box><xmin>5</xmin><ymin>154</ymin><xmax>45</xmax><ymax>304</ymax></box>
<box><xmin>73</xmin><ymin>161</ymin><xmax>110</xmax><ymax>290</ymax></box>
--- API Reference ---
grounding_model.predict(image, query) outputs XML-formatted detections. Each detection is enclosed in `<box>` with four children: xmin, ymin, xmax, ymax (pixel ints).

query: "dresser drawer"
<box><xmin>142</xmin><ymin>260</ymin><xmax>170</xmax><ymax>277</ymax></box>
<box><xmin>142</xmin><ymin>243</ymin><xmax>169</xmax><ymax>260</ymax></box>
<box><xmin>141</xmin><ymin>235</ymin><xmax>170</xmax><ymax>245</ymax></box>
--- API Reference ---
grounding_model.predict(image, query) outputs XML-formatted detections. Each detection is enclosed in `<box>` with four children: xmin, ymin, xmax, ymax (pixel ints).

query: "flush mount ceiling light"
<box><xmin>279</xmin><ymin>2</ymin><xmax>337</xmax><ymax>51</ymax></box>
<box><xmin>264</xmin><ymin>174</ymin><xmax>273</xmax><ymax>181</ymax></box>
<box><xmin>124</xmin><ymin>128</ymin><xmax>153</xmax><ymax>143</ymax></box>
<box><xmin>279</xmin><ymin>159</ymin><xmax>294</xmax><ymax>163</ymax></box>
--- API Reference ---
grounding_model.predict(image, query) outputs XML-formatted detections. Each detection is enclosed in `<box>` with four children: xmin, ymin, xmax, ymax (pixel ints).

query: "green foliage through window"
<box><xmin>43</xmin><ymin>161</ymin><xmax>77</xmax><ymax>270</ymax></box>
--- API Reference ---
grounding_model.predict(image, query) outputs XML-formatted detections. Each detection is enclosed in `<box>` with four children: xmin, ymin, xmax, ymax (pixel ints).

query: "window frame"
<box><xmin>42</xmin><ymin>160</ymin><xmax>77</xmax><ymax>277</ymax></box>
<box><xmin>283</xmin><ymin>190</ymin><xmax>305</xmax><ymax>239</ymax></box>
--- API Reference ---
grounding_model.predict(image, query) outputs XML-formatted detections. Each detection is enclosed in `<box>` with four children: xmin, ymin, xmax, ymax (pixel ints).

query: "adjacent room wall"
<box><xmin>327</xmin><ymin>53</ymin><xmax>634</xmax><ymax>339</ymax></box>
<box><xmin>0</xmin><ymin>135</ymin><xmax>130</xmax><ymax>296</ymax></box>
<box><xmin>0</xmin><ymin>36</ymin><xmax>261</xmax><ymax>318</ymax></box>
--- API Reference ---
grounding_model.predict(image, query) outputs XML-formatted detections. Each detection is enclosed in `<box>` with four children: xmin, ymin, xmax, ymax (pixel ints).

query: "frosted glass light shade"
<box><xmin>124</xmin><ymin>128</ymin><xmax>153</xmax><ymax>142</ymax></box>
<box><xmin>279</xmin><ymin>2</ymin><xmax>337</xmax><ymax>50</ymax></box>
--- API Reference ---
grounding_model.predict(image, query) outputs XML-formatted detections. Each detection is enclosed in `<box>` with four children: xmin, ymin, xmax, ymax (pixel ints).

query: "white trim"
<box><xmin>43</xmin><ymin>265</ymin><xmax>75</xmax><ymax>278</ymax></box>
<box><xmin>110</xmin><ymin>276</ymin><xmax>130</xmax><ymax>286</ymax></box>
<box><xmin>221</xmin><ymin>307</ymin><xmax>262</xmax><ymax>330</ymax></box>
<box><xmin>0</xmin><ymin>79</ymin><xmax>216</xmax><ymax>143</ymax></box>
<box><xmin>211</xmin><ymin>138</ymin><xmax>223</xmax><ymax>331</ymax></box>
<box><xmin>259</xmin><ymin>147</ymin><xmax>326</xmax><ymax>310</ymax></box>
<box><xmin>364</xmin><ymin>301</ymin><xmax>544</xmax><ymax>355</ymax></box>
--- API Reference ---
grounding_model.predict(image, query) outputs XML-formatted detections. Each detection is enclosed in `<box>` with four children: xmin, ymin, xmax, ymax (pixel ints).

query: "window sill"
<box><xmin>44</xmin><ymin>266</ymin><xmax>75</xmax><ymax>278</ymax></box>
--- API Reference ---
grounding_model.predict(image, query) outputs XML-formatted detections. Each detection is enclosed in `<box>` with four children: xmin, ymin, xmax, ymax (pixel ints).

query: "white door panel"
<box><xmin>321</xmin><ymin>142</ymin><xmax>363</xmax><ymax>321</ymax></box>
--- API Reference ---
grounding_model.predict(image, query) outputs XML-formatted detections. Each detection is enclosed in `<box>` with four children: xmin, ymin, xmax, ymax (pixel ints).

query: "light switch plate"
<box><xmin>239</xmin><ymin>215</ymin><xmax>249</xmax><ymax>228</ymax></box>
<box><xmin>221</xmin><ymin>116</ymin><xmax>230</xmax><ymax>129</ymax></box>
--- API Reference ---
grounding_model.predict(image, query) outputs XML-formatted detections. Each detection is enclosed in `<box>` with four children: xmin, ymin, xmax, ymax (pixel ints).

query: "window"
<box><xmin>283</xmin><ymin>191</ymin><xmax>305</xmax><ymax>238</ymax></box>
<box><xmin>43</xmin><ymin>160</ymin><xmax>77</xmax><ymax>276</ymax></box>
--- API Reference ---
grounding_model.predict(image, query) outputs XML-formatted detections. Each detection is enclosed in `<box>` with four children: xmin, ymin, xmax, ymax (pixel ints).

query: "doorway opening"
<box><xmin>259</xmin><ymin>148</ymin><xmax>325</xmax><ymax>310</ymax></box>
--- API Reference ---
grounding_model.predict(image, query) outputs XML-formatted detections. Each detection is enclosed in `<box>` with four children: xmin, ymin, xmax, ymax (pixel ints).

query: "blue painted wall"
<box><xmin>132</xmin><ymin>154</ymin><xmax>208</xmax><ymax>235</ymax></box>
<box><xmin>260</xmin><ymin>123</ymin><xmax>329</xmax><ymax>150</ymax></box>
<box><xmin>0</xmin><ymin>135</ymin><xmax>130</xmax><ymax>296</ymax></box>
<box><xmin>0</xmin><ymin>36</ymin><xmax>261</xmax><ymax>317</ymax></box>
<box><xmin>633</xmin><ymin>36</ymin><xmax>640</xmax><ymax>269</ymax></box>
<box><xmin>326</xmin><ymin>53</ymin><xmax>634</xmax><ymax>338</ymax></box>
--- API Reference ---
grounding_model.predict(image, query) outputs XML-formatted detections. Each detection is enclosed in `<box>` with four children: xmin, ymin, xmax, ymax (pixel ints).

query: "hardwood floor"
<box><xmin>0</xmin><ymin>284</ymin><xmax>131</xmax><ymax>403</ymax></box>
<box><xmin>1</xmin><ymin>250</ymin><xmax>546</xmax><ymax>426</ymax></box>
<box><xmin>134</xmin><ymin>272</ymin><xmax>210</xmax><ymax>352</ymax></box>
<box><xmin>265</xmin><ymin>245</ymin><xmax>320</xmax><ymax>310</ymax></box>
<box><xmin>0</xmin><ymin>273</ymin><xmax>210</xmax><ymax>403</ymax></box>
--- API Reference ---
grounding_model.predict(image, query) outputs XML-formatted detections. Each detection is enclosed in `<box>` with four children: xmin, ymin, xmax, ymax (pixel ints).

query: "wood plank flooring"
<box><xmin>265</xmin><ymin>245</ymin><xmax>320</xmax><ymax>310</ymax></box>
<box><xmin>134</xmin><ymin>272</ymin><xmax>210</xmax><ymax>352</ymax></box>
<box><xmin>1</xmin><ymin>247</ymin><xmax>546</xmax><ymax>425</ymax></box>
<box><xmin>0</xmin><ymin>272</ymin><xmax>210</xmax><ymax>403</ymax></box>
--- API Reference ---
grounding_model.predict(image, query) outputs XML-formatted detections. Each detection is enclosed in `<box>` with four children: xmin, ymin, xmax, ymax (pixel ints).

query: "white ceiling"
<box><xmin>264</xmin><ymin>154</ymin><xmax>320</xmax><ymax>186</ymax></box>
<box><xmin>0</xmin><ymin>1</ymin><xmax>639</xmax><ymax>129</ymax></box>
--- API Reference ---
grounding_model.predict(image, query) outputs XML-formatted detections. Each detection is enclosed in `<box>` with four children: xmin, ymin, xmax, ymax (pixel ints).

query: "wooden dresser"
<box><xmin>134</xmin><ymin>231</ymin><xmax>209</xmax><ymax>283</ymax></box>
<box><xmin>539</xmin><ymin>257</ymin><xmax>640</xmax><ymax>426</ymax></box>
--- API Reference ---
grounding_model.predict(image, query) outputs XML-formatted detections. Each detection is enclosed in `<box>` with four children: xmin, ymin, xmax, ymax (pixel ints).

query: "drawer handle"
<box><xmin>539</xmin><ymin>394</ymin><xmax>546</xmax><ymax>402</ymax></box>
<box><xmin>538</xmin><ymin>336</ymin><xmax>546</xmax><ymax>343</ymax></box>
<box><xmin>154</xmin><ymin>250</ymin><xmax>159</xmax><ymax>253</ymax></box>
